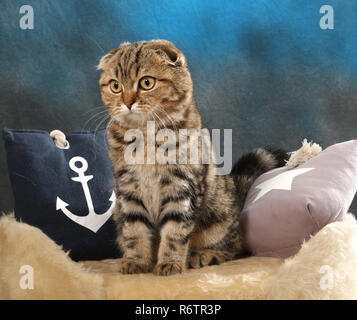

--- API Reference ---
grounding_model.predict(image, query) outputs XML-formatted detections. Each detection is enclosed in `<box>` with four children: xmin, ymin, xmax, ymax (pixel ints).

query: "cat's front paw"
<box><xmin>117</xmin><ymin>259</ymin><xmax>152</xmax><ymax>274</ymax></box>
<box><xmin>153</xmin><ymin>262</ymin><xmax>183</xmax><ymax>276</ymax></box>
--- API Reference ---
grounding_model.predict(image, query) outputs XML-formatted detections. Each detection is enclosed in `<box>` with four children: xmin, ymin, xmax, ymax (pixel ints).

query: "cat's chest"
<box><xmin>135</xmin><ymin>166</ymin><xmax>163</xmax><ymax>219</ymax></box>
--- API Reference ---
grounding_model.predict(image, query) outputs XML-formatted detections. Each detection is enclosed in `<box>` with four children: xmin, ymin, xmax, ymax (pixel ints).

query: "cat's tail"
<box><xmin>231</xmin><ymin>148</ymin><xmax>288</xmax><ymax>205</ymax></box>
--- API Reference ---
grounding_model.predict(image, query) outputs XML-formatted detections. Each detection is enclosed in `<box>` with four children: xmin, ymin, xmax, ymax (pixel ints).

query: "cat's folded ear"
<box><xmin>97</xmin><ymin>47</ymin><xmax>120</xmax><ymax>70</ymax></box>
<box><xmin>147</xmin><ymin>39</ymin><xmax>187</xmax><ymax>68</ymax></box>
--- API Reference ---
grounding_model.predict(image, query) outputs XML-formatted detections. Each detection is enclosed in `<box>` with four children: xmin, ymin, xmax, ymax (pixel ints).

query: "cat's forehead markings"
<box><xmin>116</xmin><ymin>62</ymin><xmax>125</xmax><ymax>80</ymax></box>
<box><xmin>134</xmin><ymin>43</ymin><xmax>146</xmax><ymax>64</ymax></box>
<box><xmin>121</xmin><ymin>50</ymin><xmax>135</xmax><ymax>79</ymax></box>
<box><xmin>115</xmin><ymin>49</ymin><xmax>142</xmax><ymax>82</ymax></box>
<box><xmin>135</xmin><ymin>65</ymin><xmax>141</xmax><ymax>77</ymax></box>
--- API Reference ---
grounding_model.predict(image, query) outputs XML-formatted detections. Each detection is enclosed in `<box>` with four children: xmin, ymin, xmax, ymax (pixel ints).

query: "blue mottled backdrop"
<box><xmin>0</xmin><ymin>0</ymin><xmax>356</xmax><ymax>212</ymax></box>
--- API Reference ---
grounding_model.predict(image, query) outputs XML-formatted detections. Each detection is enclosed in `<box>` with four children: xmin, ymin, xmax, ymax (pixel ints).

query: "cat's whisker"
<box><xmin>87</xmin><ymin>113</ymin><xmax>110</xmax><ymax>153</ymax></box>
<box><xmin>87</xmin><ymin>113</ymin><xmax>110</xmax><ymax>133</ymax></box>
<box><xmin>104</xmin><ymin>117</ymin><xmax>117</xmax><ymax>148</ymax></box>
<box><xmin>103</xmin><ymin>116</ymin><xmax>121</xmax><ymax>150</ymax></box>
<box><xmin>156</xmin><ymin>106</ymin><xmax>177</xmax><ymax>129</ymax></box>
<box><xmin>81</xmin><ymin>109</ymin><xmax>109</xmax><ymax>132</ymax></box>
<box><xmin>151</xmin><ymin>112</ymin><xmax>160</xmax><ymax>128</ymax></box>
<box><xmin>82</xmin><ymin>106</ymin><xmax>107</xmax><ymax>116</ymax></box>
<box><xmin>93</xmin><ymin>113</ymin><xmax>110</xmax><ymax>137</ymax></box>
<box><xmin>80</xmin><ymin>106</ymin><xmax>108</xmax><ymax>123</ymax></box>
<box><xmin>156</xmin><ymin>105</ymin><xmax>179</xmax><ymax>131</ymax></box>
<box><xmin>148</xmin><ymin>112</ymin><xmax>159</xmax><ymax>128</ymax></box>
<box><xmin>152</xmin><ymin>110</ymin><xmax>167</xmax><ymax>130</ymax></box>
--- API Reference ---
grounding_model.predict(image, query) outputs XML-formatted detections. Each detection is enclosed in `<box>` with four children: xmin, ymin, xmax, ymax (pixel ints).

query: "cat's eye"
<box><xmin>139</xmin><ymin>76</ymin><xmax>156</xmax><ymax>90</ymax></box>
<box><xmin>109</xmin><ymin>80</ymin><xmax>122</xmax><ymax>94</ymax></box>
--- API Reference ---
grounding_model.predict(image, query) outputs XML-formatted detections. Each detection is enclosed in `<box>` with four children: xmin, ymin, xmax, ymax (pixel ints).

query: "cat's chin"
<box><xmin>113</xmin><ymin>112</ymin><xmax>151</xmax><ymax>129</ymax></box>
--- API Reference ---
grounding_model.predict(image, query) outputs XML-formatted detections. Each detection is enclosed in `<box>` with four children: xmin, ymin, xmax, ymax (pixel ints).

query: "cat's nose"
<box><xmin>123</xmin><ymin>91</ymin><xmax>136</xmax><ymax>110</ymax></box>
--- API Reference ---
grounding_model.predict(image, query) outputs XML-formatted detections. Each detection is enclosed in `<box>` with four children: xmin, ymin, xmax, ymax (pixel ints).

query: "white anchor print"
<box><xmin>56</xmin><ymin>156</ymin><xmax>116</xmax><ymax>233</ymax></box>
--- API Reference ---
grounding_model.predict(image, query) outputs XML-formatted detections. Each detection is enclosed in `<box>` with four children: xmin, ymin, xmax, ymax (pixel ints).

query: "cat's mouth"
<box><xmin>111</xmin><ymin>104</ymin><xmax>146</xmax><ymax>116</ymax></box>
<box><xmin>110</xmin><ymin>105</ymin><xmax>152</xmax><ymax>127</ymax></box>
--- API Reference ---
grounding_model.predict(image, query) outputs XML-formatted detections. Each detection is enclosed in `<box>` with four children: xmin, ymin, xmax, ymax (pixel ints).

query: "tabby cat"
<box><xmin>98</xmin><ymin>40</ymin><xmax>286</xmax><ymax>276</ymax></box>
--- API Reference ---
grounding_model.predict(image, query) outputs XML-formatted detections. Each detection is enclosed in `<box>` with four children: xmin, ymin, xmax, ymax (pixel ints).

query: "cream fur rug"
<box><xmin>0</xmin><ymin>213</ymin><xmax>357</xmax><ymax>299</ymax></box>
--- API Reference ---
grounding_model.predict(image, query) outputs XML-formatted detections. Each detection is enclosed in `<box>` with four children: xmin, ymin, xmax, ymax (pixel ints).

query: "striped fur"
<box><xmin>98</xmin><ymin>40</ymin><xmax>287</xmax><ymax>275</ymax></box>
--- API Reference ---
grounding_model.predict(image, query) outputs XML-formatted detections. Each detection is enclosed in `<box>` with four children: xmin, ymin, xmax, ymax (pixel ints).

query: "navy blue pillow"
<box><xmin>2</xmin><ymin>128</ymin><xmax>121</xmax><ymax>261</ymax></box>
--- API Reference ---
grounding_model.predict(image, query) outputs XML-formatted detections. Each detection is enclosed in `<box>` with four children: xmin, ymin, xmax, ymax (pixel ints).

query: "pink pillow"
<box><xmin>240</xmin><ymin>140</ymin><xmax>357</xmax><ymax>258</ymax></box>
